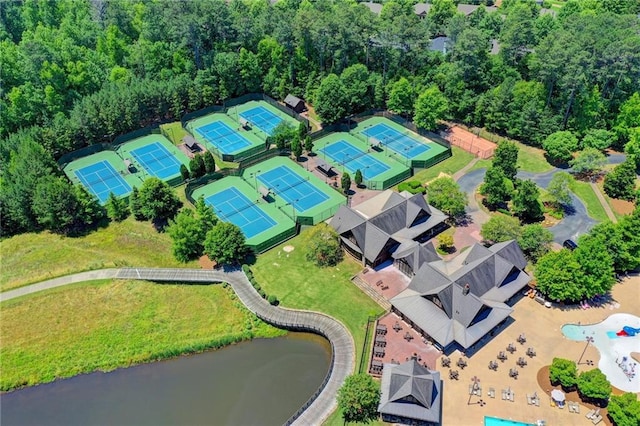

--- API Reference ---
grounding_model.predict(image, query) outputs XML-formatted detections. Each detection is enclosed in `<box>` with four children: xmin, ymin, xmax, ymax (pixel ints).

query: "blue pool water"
<box><xmin>485</xmin><ymin>416</ymin><xmax>534</xmax><ymax>426</ymax></box>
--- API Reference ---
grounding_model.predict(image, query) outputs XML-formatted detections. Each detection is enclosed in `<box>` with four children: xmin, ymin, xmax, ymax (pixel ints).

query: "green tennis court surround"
<box><xmin>116</xmin><ymin>135</ymin><xmax>190</xmax><ymax>186</ymax></box>
<box><xmin>354</xmin><ymin>117</ymin><xmax>450</xmax><ymax>169</ymax></box>
<box><xmin>314</xmin><ymin>132</ymin><xmax>411</xmax><ymax>190</ymax></box>
<box><xmin>63</xmin><ymin>150</ymin><xmax>144</xmax><ymax>204</ymax></box>
<box><xmin>227</xmin><ymin>100</ymin><xmax>301</xmax><ymax>138</ymax></box>
<box><xmin>192</xmin><ymin>177</ymin><xmax>296</xmax><ymax>253</ymax></box>
<box><xmin>186</xmin><ymin>113</ymin><xmax>266</xmax><ymax>162</ymax></box>
<box><xmin>243</xmin><ymin>157</ymin><xmax>346</xmax><ymax>226</ymax></box>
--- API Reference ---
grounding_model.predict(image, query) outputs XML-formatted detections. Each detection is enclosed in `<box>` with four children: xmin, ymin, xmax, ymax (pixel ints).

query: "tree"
<box><xmin>204</xmin><ymin>222</ymin><xmax>248</xmax><ymax>265</ymax></box>
<box><xmin>31</xmin><ymin>176</ymin><xmax>79</xmax><ymax>234</ymax></box>
<box><xmin>543</xmin><ymin>131</ymin><xmax>579</xmax><ymax>164</ymax></box>
<box><xmin>438</xmin><ymin>233</ymin><xmax>454</xmax><ymax>253</ymax></box>
<box><xmin>608</xmin><ymin>393</ymin><xmax>640</xmax><ymax>426</ymax></box>
<box><xmin>517</xmin><ymin>224</ymin><xmax>553</xmax><ymax>263</ymax></box>
<box><xmin>581</xmin><ymin>129</ymin><xmax>614</xmax><ymax>152</ymax></box>
<box><xmin>574</xmin><ymin>236</ymin><xmax>615</xmax><ymax>298</ymax></box>
<box><xmin>481</xmin><ymin>166</ymin><xmax>510</xmax><ymax>209</ymax></box>
<box><xmin>271</xmin><ymin>122</ymin><xmax>296</xmax><ymax>151</ymax></box>
<box><xmin>549</xmin><ymin>358</ymin><xmax>578</xmax><ymax>389</ymax></box>
<box><xmin>354</xmin><ymin>169</ymin><xmax>363</xmax><ymax>187</ymax></box>
<box><xmin>336</xmin><ymin>373</ymin><xmax>380</xmax><ymax>424</ymax></box>
<box><xmin>413</xmin><ymin>86</ymin><xmax>448</xmax><ymax>131</ymax></box>
<box><xmin>304</xmin><ymin>136</ymin><xmax>313</xmax><ymax>154</ymax></box>
<box><xmin>615</xmin><ymin>93</ymin><xmax>640</xmax><ymax>144</ymax></box>
<box><xmin>340</xmin><ymin>64</ymin><xmax>372</xmax><ymax>113</ymax></box>
<box><xmin>547</xmin><ymin>172</ymin><xmax>573</xmax><ymax>207</ymax></box>
<box><xmin>341</xmin><ymin>172</ymin><xmax>351</xmax><ymax>194</ymax></box>
<box><xmin>190</xmin><ymin>154</ymin><xmax>206</xmax><ymax>178</ymax></box>
<box><xmin>427</xmin><ymin>0</ymin><xmax>458</xmax><ymax>36</ymax></box>
<box><xmin>577</xmin><ymin>369</ymin><xmax>611</xmax><ymax>402</ymax></box>
<box><xmin>427</xmin><ymin>177</ymin><xmax>467</xmax><ymax>219</ymax></box>
<box><xmin>180</xmin><ymin>164</ymin><xmax>190</xmax><ymax>181</ymax></box>
<box><xmin>167</xmin><ymin>209</ymin><xmax>206</xmax><ymax>262</ymax></box>
<box><xmin>570</xmin><ymin>148</ymin><xmax>606</xmax><ymax>178</ymax></box>
<box><xmin>195</xmin><ymin>195</ymin><xmax>218</xmax><ymax>232</ymax></box>
<box><xmin>74</xmin><ymin>184</ymin><xmax>105</xmax><ymax>229</ymax></box>
<box><xmin>512</xmin><ymin>180</ymin><xmax>543</xmax><ymax>222</ymax></box>
<box><xmin>137</xmin><ymin>178</ymin><xmax>182</xmax><ymax>226</ymax></box>
<box><xmin>304</xmin><ymin>223</ymin><xmax>343</xmax><ymax>267</ymax></box>
<box><xmin>291</xmin><ymin>138</ymin><xmax>302</xmax><ymax>160</ymax></box>
<box><xmin>604</xmin><ymin>159</ymin><xmax>637</xmax><ymax>200</ymax></box>
<box><xmin>492</xmin><ymin>140</ymin><xmax>519</xmax><ymax>180</ymax></box>
<box><xmin>535</xmin><ymin>250</ymin><xmax>585</xmax><ymax>302</ymax></box>
<box><xmin>129</xmin><ymin>186</ymin><xmax>145</xmax><ymax>220</ymax></box>
<box><xmin>387</xmin><ymin>77</ymin><xmax>415</xmax><ymax>118</ymax></box>
<box><xmin>203</xmin><ymin>151</ymin><xmax>216</xmax><ymax>173</ymax></box>
<box><xmin>105</xmin><ymin>192</ymin><xmax>130</xmax><ymax>222</ymax></box>
<box><xmin>481</xmin><ymin>215</ymin><xmax>522</xmax><ymax>244</ymax></box>
<box><xmin>624</xmin><ymin>127</ymin><xmax>640</xmax><ymax>170</ymax></box>
<box><xmin>315</xmin><ymin>73</ymin><xmax>349</xmax><ymax>125</ymax></box>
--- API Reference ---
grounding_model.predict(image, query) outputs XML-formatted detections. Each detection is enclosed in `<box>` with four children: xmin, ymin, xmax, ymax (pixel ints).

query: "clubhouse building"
<box><xmin>330</xmin><ymin>190</ymin><xmax>532</xmax><ymax>353</ymax></box>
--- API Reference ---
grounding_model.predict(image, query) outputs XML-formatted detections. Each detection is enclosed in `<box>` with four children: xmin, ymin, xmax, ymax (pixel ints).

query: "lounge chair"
<box><xmin>535</xmin><ymin>397</ymin><xmax>540</xmax><ymax>407</ymax></box>
<box><xmin>502</xmin><ymin>390</ymin><xmax>507</xmax><ymax>400</ymax></box>
<box><xmin>527</xmin><ymin>394</ymin><xmax>533</xmax><ymax>405</ymax></box>
<box><xmin>586</xmin><ymin>409</ymin><xmax>595</xmax><ymax>419</ymax></box>
<box><xmin>509</xmin><ymin>392</ymin><xmax>515</xmax><ymax>402</ymax></box>
<box><xmin>469</xmin><ymin>384</ymin><xmax>474</xmax><ymax>395</ymax></box>
<box><xmin>592</xmin><ymin>415</ymin><xmax>602</xmax><ymax>425</ymax></box>
<box><xmin>574</xmin><ymin>403</ymin><xmax>580</xmax><ymax>413</ymax></box>
<box><xmin>488</xmin><ymin>388</ymin><xmax>495</xmax><ymax>398</ymax></box>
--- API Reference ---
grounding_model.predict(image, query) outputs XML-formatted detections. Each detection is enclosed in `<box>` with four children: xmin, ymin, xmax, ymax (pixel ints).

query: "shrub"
<box><xmin>268</xmin><ymin>295</ymin><xmax>279</xmax><ymax>306</ymax></box>
<box><xmin>258</xmin><ymin>289</ymin><xmax>266</xmax><ymax>298</ymax></box>
<box><xmin>549</xmin><ymin>358</ymin><xmax>578</xmax><ymax>390</ymax></box>
<box><xmin>398</xmin><ymin>180</ymin><xmax>426</xmax><ymax>194</ymax></box>
<box><xmin>577</xmin><ymin>369</ymin><xmax>611</xmax><ymax>402</ymax></box>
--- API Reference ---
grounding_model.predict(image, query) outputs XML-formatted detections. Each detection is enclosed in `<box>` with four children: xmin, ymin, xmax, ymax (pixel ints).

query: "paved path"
<box><xmin>1</xmin><ymin>268</ymin><xmax>355</xmax><ymax>426</ymax></box>
<box><xmin>590</xmin><ymin>181</ymin><xmax>617</xmax><ymax>223</ymax></box>
<box><xmin>452</xmin><ymin>157</ymin><xmax>480</xmax><ymax>181</ymax></box>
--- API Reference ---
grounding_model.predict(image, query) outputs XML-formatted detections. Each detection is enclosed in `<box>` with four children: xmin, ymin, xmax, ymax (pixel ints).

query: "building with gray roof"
<box><xmin>330</xmin><ymin>190</ymin><xmax>447</xmax><ymax>270</ymax></box>
<box><xmin>391</xmin><ymin>240</ymin><xmax>531</xmax><ymax>351</ymax></box>
<box><xmin>361</xmin><ymin>1</ymin><xmax>382</xmax><ymax>15</ymax></box>
<box><xmin>378</xmin><ymin>359</ymin><xmax>442</xmax><ymax>425</ymax></box>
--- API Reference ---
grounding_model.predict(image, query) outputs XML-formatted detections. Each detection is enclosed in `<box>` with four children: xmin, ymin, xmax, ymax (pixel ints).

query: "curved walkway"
<box><xmin>1</xmin><ymin>267</ymin><xmax>355</xmax><ymax>426</ymax></box>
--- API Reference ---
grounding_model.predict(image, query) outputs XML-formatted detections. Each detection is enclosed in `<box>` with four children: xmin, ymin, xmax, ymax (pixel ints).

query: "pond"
<box><xmin>1</xmin><ymin>333</ymin><xmax>331</xmax><ymax>426</ymax></box>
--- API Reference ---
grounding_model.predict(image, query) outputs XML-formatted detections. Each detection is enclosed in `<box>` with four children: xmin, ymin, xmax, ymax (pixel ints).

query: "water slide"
<box><xmin>617</xmin><ymin>326</ymin><xmax>640</xmax><ymax>337</ymax></box>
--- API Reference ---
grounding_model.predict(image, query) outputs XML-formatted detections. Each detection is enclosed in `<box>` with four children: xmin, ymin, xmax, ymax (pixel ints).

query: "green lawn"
<box><xmin>570</xmin><ymin>180</ymin><xmax>609</xmax><ymax>223</ymax></box>
<box><xmin>0</xmin><ymin>279</ymin><xmax>283</xmax><ymax>391</ymax></box>
<box><xmin>0</xmin><ymin>217</ymin><xmax>198</xmax><ymax>292</ymax></box>
<box><xmin>251</xmin><ymin>229</ymin><xmax>384</xmax><ymax>372</ymax></box>
<box><xmin>516</xmin><ymin>143</ymin><xmax>553</xmax><ymax>173</ymax></box>
<box><xmin>411</xmin><ymin>146</ymin><xmax>475</xmax><ymax>184</ymax></box>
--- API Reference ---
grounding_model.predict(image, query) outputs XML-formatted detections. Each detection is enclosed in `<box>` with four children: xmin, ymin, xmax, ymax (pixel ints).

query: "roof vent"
<box><xmin>462</xmin><ymin>283</ymin><xmax>470</xmax><ymax>296</ymax></box>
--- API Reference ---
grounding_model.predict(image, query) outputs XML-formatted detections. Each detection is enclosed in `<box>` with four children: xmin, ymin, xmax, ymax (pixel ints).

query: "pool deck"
<box><xmin>440</xmin><ymin>273</ymin><xmax>640</xmax><ymax>426</ymax></box>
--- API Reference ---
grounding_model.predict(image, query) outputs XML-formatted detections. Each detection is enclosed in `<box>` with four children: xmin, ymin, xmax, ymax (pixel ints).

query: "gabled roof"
<box><xmin>361</xmin><ymin>1</ymin><xmax>382</xmax><ymax>15</ymax></box>
<box><xmin>392</xmin><ymin>241</ymin><xmax>440</xmax><ymax>272</ymax></box>
<box><xmin>430</xmin><ymin>36</ymin><xmax>450</xmax><ymax>54</ymax></box>
<box><xmin>489</xmin><ymin>240</ymin><xmax>528</xmax><ymax>270</ymax></box>
<box><xmin>379</xmin><ymin>360</ymin><xmax>441</xmax><ymax>423</ymax></box>
<box><xmin>413</xmin><ymin>3</ymin><xmax>431</xmax><ymax>16</ymax></box>
<box><xmin>364</xmin><ymin>222</ymin><xmax>395</xmax><ymax>262</ymax></box>
<box><xmin>329</xmin><ymin>205</ymin><xmax>365</xmax><ymax>234</ymax></box>
<box><xmin>457</xmin><ymin>4</ymin><xmax>498</xmax><ymax>16</ymax></box>
<box><xmin>391</xmin><ymin>241</ymin><xmax>531</xmax><ymax>349</ymax></box>
<box><xmin>284</xmin><ymin>94</ymin><xmax>303</xmax><ymax>107</ymax></box>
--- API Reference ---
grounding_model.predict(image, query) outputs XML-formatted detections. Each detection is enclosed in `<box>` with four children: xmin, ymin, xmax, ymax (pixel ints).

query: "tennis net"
<box><xmin>77</xmin><ymin>171</ymin><xmax>125</xmax><ymax>189</ymax></box>
<box><xmin>268</xmin><ymin>176</ymin><xmax>310</xmax><ymax>196</ymax></box>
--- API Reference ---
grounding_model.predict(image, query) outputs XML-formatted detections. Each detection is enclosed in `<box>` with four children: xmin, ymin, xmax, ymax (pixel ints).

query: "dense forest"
<box><xmin>1</xmin><ymin>0</ymin><xmax>639</xmax><ymax>237</ymax></box>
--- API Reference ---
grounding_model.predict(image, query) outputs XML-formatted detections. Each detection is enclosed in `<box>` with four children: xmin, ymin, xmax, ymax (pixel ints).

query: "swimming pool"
<box><xmin>561</xmin><ymin>313</ymin><xmax>640</xmax><ymax>393</ymax></box>
<box><xmin>484</xmin><ymin>416</ymin><xmax>535</xmax><ymax>426</ymax></box>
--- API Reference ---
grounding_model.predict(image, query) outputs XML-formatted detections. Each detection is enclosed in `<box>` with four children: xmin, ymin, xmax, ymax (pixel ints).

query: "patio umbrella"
<box><xmin>551</xmin><ymin>389</ymin><xmax>565</xmax><ymax>402</ymax></box>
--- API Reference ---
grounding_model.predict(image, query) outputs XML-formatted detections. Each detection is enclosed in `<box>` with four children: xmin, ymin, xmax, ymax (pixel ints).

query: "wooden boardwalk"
<box><xmin>114</xmin><ymin>267</ymin><xmax>357</xmax><ymax>425</ymax></box>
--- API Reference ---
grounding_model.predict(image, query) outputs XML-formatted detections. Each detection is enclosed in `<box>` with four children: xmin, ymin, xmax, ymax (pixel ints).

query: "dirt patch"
<box><xmin>536</xmin><ymin>366</ymin><xmax>613</xmax><ymax>425</ymax></box>
<box><xmin>609</xmin><ymin>198</ymin><xmax>635</xmax><ymax>216</ymax></box>
<box><xmin>198</xmin><ymin>255</ymin><xmax>216</xmax><ymax>269</ymax></box>
<box><xmin>282</xmin><ymin>245</ymin><xmax>295</xmax><ymax>253</ymax></box>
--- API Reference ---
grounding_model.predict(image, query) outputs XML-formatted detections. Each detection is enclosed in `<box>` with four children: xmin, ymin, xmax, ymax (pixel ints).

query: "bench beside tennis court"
<box><xmin>243</xmin><ymin>157</ymin><xmax>346</xmax><ymax>225</ymax></box>
<box><xmin>354</xmin><ymin>117</ymin><xmax>451</xmax><ymax>168</ymax></box>
<box><xmin>116</xmin><ymin>135</ymin><xmax>189</xmax><ymax>185</ymax></box>
<box><xmin>187</xmin><ymin>113</ymin><xmax>264</xmax><ymax>160</ymax></box>
<box><xmin>313</xmin><ymin>133</ymin><xmax>411</xmax><ymax>191</ymax></box>
<box><xmin>191</xmin><ymin>177</ymin><xmax>296</xmax><ymax>253</ymax></box>
<box><xmin>63</xmin><ymin>150</ymin><xmax>144</xmax><ymax>204</ymax></box>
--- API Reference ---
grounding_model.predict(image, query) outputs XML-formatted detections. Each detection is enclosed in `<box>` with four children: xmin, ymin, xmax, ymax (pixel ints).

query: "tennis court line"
<box><xmin>362</xmin><ymin>123</ymin><xmax>430</xmax><ymax>158</ymax></box>
<box><xmin>257</xmin><ymin>165</ymin><xmax>329</xmax><ymax>212</ymax></box>
<box><xmin>75</xmin><ymin>160</ymin><xmax>131</xmax><ymax>203</ymax></box>
<box><xmin>319</xmin><ymin>140</ymin><xmax>391</xmax><ymax>180</ymax></box>
<box><xmin>130</xmin><ymin>142</ymin><xmax>181</xmax><ymax>179</ymax></box>
<box><xmin>205</xmin><ymin>187</ymin><xmax>277</xmax><ymax>239</ymax></box>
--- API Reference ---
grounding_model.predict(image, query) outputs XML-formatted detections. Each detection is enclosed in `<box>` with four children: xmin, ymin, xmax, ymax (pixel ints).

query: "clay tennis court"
<box><xmin>442</xmin><ymin>125</ymin><xmax>497</xmax><ymax>159</ymax></box>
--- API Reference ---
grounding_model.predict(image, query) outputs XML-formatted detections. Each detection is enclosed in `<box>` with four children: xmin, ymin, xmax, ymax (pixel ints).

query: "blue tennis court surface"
<box><xmin>239</xmin><ymin>106</ymin><xmax>283</xmax><ymax>136</ymax></box>
<box><xmin>363</xmin><ymin>124</ymin><xmax>430</xmax><ymax>158</ymax></box>
<box><xmin>205</xmin><ymin>187</ymin><xmax>276</xmax><ymax>239</ymax></box>
<box><xmin>130</xmin><ymin>142</ymin><xmax>182</xmax><ymax>179</ymax></box>
<box><xmin>258</xmin><ymin>166</ymin><xmax>329</xmax><ymax>212</ymax></box>
<box><xmin>319</xmin><ymin>140</ymin><xmax>390</xmax><ymax>180</ymax></box>
<box><xmin>75</xmin><ymin>160</ymin><xmax>131</xmax><ymax>203</ymax></box>
<box><xmin>195</xmin><ymin>121</ymin><xmax>251</xmax><ymax>154</ymax></box>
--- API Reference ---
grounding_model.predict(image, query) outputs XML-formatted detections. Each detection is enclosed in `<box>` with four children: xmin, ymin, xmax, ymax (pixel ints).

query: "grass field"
<box><xmin>0</xmin><ymin>279</ymin><xmax>284</xmax><ymax>391</ymax></box>
<box><xmin>570</xmin><ymin>180</ymin><xmax>609</xmax><ymax>223</ymax></box>
<box><xmin>516</xmin><ymin>143</ymin><xmax>553</xmax><ymax>173</ymax></box>
<box><xmin>0</xmin><ymin>217</ymin><xmax>198</xmax><ymax>292</ymax></box>
<box><xmin>411</xmin><ymin>146</ymin><xmax>475</xmax><ymax>183</ymax></box>
<box><xmin>250</xmin><ymin>228</ymin><xmax>384</xmax><ymax>370</ymax></box>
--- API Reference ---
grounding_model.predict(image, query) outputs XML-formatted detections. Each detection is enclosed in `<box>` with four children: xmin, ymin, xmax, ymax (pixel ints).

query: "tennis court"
<box><xmin>239</xmin><ymin>106</ymin><xmax>283</xmax><ymax>136</ymax></box>
<box><xmin>195</xmin><ymin>121</ymin><xmax>251</xmax><ymax>154</ymax></box>
<box><xmin>130</xmin><ymin>142</ymin><xmax>182</xmax><ymax>179</ymax></box>
<box><xmin>319</xmin><ymin>140</ymin><xmax>391</xmax><ymax>180</ymax></box>
<box><xmin>257</xmin><ymin>165</ymin><xmax>330</xmax><ymax>213</ymax></box>
<box><xmin>205</xmin><ymin>187</ymin><xmax>277</xmax><ymax>239</ymax></box>
<box><xmin>363</xmin><ymin>123</ymin><xmax>431</xmax><ymax>159</ymax></box>
<box><xmin>75</xmin><ymin>160</ymin><xmax>131</xmax><ymax>203</ymax></box>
